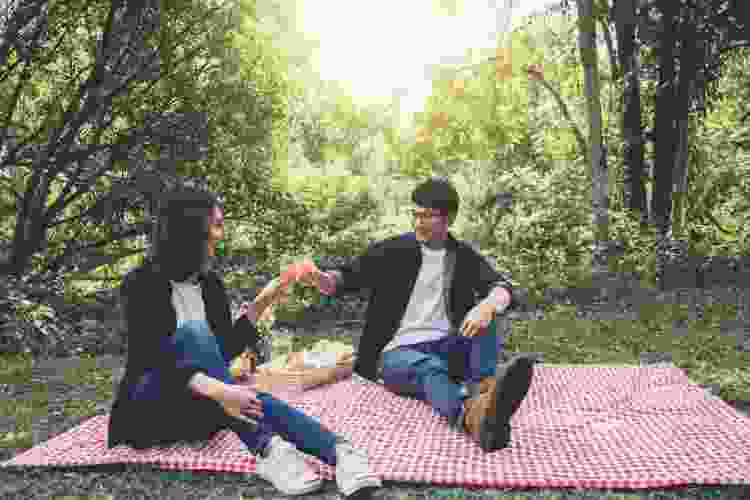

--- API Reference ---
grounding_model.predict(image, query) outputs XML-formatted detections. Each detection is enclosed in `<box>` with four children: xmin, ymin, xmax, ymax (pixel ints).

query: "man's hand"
<box><xmin>299</xmin><ymin>268</ymin><xmax>337</xmax><ymax>294</ymax></box>
<box><xmin>459</xmin><ymin>303</ymin><xmax>496</xmax><ymax>337</ymax></box>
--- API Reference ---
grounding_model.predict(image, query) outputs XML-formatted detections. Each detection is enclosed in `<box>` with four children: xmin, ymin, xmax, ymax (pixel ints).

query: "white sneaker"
<box><xmin>255</xmin><ymin>436</ymin><xmax>323</xmax><ymax>496</ymax></box>
<box><xmin>335</xmin><ymin>440</ymin><xmax>382</xmax><ymax>498</ymax></box>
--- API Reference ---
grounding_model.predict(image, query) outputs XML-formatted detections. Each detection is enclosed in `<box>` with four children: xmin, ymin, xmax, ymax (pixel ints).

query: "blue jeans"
<box><xmin>130</xmin><ymin>322</ymin><xmax>340</xmax><ymax>464</ymax></box>
<box><xmin>379</xmin><ymin>330</ymin><xmax>502</xmax><ymax>427</ymax></box>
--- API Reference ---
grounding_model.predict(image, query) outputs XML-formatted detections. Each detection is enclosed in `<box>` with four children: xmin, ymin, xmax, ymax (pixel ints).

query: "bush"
<box><xmin>0</xmin><ymin>273</ymin><xmax>72</xmax><ymax>357</ymax></box>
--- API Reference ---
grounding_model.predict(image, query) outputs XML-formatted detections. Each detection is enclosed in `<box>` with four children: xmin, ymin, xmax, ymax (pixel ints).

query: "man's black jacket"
<box><xmin>325</xmin><ymin>231</ymin><xmax>516</xmax><ymax>381</ymax></box>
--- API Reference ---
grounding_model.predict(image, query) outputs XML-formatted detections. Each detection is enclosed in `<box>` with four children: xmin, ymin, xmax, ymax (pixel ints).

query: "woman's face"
<box><xmin>207</xmin><ymin>206</ymin><xmax>225</xmax><ymax>257</ymax></box>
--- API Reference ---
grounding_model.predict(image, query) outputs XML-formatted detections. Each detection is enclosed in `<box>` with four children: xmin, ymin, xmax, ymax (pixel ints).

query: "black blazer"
<box><xmin>327</xmin><ymin>231</ymin><xmax>516</xmax><ymax>381</ymax></box>
<box><xmin>107</xmin><ymin>259</ymin><xmax>259</xmax><ymax>449</ymax></box>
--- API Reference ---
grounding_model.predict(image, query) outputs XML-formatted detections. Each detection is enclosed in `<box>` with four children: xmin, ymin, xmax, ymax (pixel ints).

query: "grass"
<box><xmin>506</xmin><ymin>299</ymin><xmax>750</xmax><ymax>402</ymax></box>
<box><xmin>1</xmin><ymin>297</ymin><xmax>749</xmax><ymax>499</ymax></box>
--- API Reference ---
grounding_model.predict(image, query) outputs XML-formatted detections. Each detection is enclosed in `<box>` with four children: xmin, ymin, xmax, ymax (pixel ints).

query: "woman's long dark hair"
<box><xmin>153</xmin><ymin>187</ymin><xmax>220</xmax><ymax>282</ymax></box>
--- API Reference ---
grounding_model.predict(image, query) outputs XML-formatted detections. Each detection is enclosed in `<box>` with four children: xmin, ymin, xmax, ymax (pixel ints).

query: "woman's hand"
<box><xmin>217</xmin><ymin>383</ymin><xmax>264</xmax><ymax>423</ymax></box>
<box><xmin>259</xmin><ymin>277</ymin><xmax>290</xmax><ymax>306</ymax></box>
<box><xmin>240</xmin><ymin>278</ymin><xmax>290</xmax><ymax>323</ymax></box>
<box><xmin>298</xmin><ymin>268</ymin><xmax>322</xmax><ymax>289</ymax></box>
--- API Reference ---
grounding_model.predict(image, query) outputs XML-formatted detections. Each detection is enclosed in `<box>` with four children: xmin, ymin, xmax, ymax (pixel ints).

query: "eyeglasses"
<box><xmin>411</xmin><ymin>210</ymin><xmax>447</xmax><ymax>221</ymax></box>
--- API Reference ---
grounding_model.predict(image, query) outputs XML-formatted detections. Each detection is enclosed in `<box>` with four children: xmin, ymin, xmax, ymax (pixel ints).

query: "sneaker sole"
<box><xmin>344</xmin><ymin>485</ymin><xmax>380</xmax><ymax>500</ymax></box>
<box><xmin>339</xmin><ymin>475</ymin><xmax>383</xmax><ymax>497</ymax></box>
<box><xmin>256</xmin><ymin>467</ymin><xmax>323</xmax><ymax>496</ymax></box>
<box><xmin>479</xmin><ymin>356</ymin><xmax>535</xmax><ymax>451</ymax></box>
<box><xmin>259</xmin><ymin>476</ymin><xmax>323</xmax><ymax>496</ymax></box>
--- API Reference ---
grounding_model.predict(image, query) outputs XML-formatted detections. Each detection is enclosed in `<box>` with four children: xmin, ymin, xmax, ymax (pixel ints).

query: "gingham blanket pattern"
<box><xmin>2</xmin><ymin>364</ymin><xmax>750</xmax><ymax>489</ymax></box>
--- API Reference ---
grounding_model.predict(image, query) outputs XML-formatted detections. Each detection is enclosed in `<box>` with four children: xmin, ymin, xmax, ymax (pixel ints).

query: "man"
<box><xmin>299</xmin><ymin>178</ymin><xmax>535</xmax><ymax>452</ymax></box>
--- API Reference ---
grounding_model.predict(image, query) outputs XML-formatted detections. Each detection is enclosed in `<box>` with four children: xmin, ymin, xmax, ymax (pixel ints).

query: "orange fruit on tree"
<box><xmin>449</xmin><ymin>79</ymin><xmax>465</xmax><ymax>97</ymax></box>
<box><xmin>416</xmin><ymin>127</ymin><xmax>433</xmax><ymax>144</ymax></box>
<box><xmin>526</xmin><ymin>63</ymin><xmax>544</xmax><ymax>81</ymax></box>
<box><xmin>495</xmin><ymin>47</ymin><xmax>512</xmax><ymax>80</ymax></box>
<box><xmin>430</xmin><ymin>111</ymin><xmax>449</xmax><ymax>129</ymax></box>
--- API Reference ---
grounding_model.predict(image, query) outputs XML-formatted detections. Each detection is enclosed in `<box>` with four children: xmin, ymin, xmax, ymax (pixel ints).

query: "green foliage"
<box><xmin>0</xmin><ymin>0</ymin><xmax>303</xmax><ymax>288</ymax></box>
<box><xmin>506</xmin><ymin>299</ymin><xmax>750</xmax><ymax>401</ymax></box>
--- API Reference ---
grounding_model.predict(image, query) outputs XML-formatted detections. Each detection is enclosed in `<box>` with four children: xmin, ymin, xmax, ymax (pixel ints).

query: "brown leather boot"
<box><xmin>462</xmin><ymin>355</ymin><xmax>535</xmax><ymax>452</ymax></box>
<box><xmin>478</xmin><ymin>376</ymin><xmax>495</xmax><ymax>394</ymax></box>
<box><xmin>462</xmin><ymin>388</ymin><xmax>500</xmax><ymax>452</ymax></box>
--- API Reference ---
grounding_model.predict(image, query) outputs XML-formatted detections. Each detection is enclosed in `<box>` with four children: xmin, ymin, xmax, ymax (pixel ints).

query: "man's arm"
<box><xmin>315</xmin><ymin>240</ymin><xmax>387</xmax><ymax>296</ymax></box>
<box><xmin>479</xmin><ymin>286</ymin><xmax>512</xmax><ymax>314</ymax></box>
<box><xmin>464</xmin><ymin>248</ymin><xmax>518</xmax><ymax>322</ymax></box>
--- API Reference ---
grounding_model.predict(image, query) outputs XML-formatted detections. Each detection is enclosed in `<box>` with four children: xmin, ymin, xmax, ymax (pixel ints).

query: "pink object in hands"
<box><xmin>279</xmin><ymin>257</ymin><xmax>319</xmax><ymax>288</ymax></box>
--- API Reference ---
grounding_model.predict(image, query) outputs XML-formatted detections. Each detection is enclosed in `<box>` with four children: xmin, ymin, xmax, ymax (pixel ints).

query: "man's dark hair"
<box><xmin>154</xmin><ymin>186</ymin><xmax>220</xmax><ymax>281</ymax></box>
<box><xmin>411</xmin><ymin>177</ymin><xmax>460</xmax><ymax>218</ymax></box>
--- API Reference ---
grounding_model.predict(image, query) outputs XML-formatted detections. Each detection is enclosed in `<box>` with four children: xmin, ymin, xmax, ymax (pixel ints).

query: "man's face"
<box><xmin>413</xmin><ymin>207</ymin><xmax>450</xmax><ymax>242</ymax></box>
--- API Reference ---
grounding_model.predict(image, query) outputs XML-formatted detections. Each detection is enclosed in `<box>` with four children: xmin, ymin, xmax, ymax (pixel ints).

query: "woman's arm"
<box><xmin>188</xmin><ymin>371</ymin><xmax>227</xmax><ymax>400</ymax></box>
<box><xmin>238</xmin><ymin>278</ymin><xmax>286</xmax><ymax>324</ymax></box>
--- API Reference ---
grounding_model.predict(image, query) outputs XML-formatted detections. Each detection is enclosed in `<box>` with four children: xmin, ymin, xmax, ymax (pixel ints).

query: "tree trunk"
<box><xmin>576</xmin><ymin>0</ymin><xmax>610</xmax><ymax>274</ymax></box>
<box><xmin>670</xmin><ymin>11</ymin><xmax>700</xmax><ymax>241</ymax></box>
<box><xmin>8</xmin><ymin>159</ymin><xmax>52</xmax><ymax>278</ymax></box>
<box><xmin>651</xmin><ymin>0</ymin><xmax>678</xmax><ymax>235</ymax></box>
<box><xmin>670</xmin><ymin>112</ymin><xmax>690</xmax><ymax>240</ymax></box>
<box><xmin>614</xmin><ymin>0</ymin><xmax>647</xmax><ymax>225</ymax></box>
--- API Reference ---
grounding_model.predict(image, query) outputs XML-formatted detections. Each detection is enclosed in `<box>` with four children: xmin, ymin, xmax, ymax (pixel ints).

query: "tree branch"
<box><xmin>534</xmin><ymin>76</ymin><xmax>589</xmax><ymax>163</ymax></box>
<box><xmin>1</xmin><ymin>61</ymin><xmax>34</xmax><ymax>151</ymax></box>
<box><xmin>46</xmin><ymin>225</ymin><xmax>147</xmax><ymax>274</ymax></box>
<box><xmin>4</xmin><ymin>59</ymin><xmax>92</xmax><ymax>168</ymax></box>
<box><xmin>599</xmin><ymin>17</ymin><xmax>619</xmax><ymax>80</ymax></box>
<box><xmin>0</xmin><ymin>177</ymin><xmax>24</xmax><ymax>205</ymax></box>
<box><xmin>0</xmin><ymin>58</ymin><xmax>23</xmax><ymax>84</ymax></box>
<box><xmin>44</xmin><ymin>150</ymin><xmax>121</xmax><ymax>226</ymax></box>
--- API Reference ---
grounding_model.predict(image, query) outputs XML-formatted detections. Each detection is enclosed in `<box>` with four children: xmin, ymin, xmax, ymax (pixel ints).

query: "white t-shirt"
<box><xmin>382</xmin><ymin>245</ymin><xmax>454</xmax><ymax>352</ymax></box>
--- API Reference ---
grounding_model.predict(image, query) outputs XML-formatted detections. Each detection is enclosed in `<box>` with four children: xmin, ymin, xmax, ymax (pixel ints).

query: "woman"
<box><xmin>107</xmin><ymin>187</ymin><xmax>381</xmax><ymax>498</ymax></box>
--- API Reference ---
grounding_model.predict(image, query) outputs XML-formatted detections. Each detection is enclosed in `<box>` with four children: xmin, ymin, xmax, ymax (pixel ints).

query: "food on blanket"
<box><xmin>289</xmin><ymin>350</ymin><xmax>354</xmax><ymax>370</ymax></box>
<box><xmin>259</xmin><ymin>340</ymin><xmax>354</xmax><ymax>372</ymax></box>
<box><xmin>252</xmin><ymin>340</ymin><xmax>356</xmax><ymax>391</ymax></box>
<box><xmin>229</xmin><ymin>349</ymin><xmax>257</xmax><ymax>380</ymax></box>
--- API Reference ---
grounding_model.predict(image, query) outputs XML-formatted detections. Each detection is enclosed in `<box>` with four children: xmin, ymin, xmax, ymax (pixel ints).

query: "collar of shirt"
<box><xmin>420</xmin><ymin>239</ymin><xmax>447</xmax><ymax>251</ymax></box>
<box><xmin>172</xmin><ymin>271</ymin><xmax>203</xmax><ymax>285</ymax></box>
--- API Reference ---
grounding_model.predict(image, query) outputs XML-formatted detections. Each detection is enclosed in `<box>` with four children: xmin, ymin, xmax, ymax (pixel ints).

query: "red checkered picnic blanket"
<box><xmin>2</xmin><ymin>365</ymin><xmax>750</xmax><ymax>489</ymax></box>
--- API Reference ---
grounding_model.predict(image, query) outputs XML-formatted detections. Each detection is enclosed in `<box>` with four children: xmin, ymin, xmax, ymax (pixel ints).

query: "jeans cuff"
<box><xmin>450</xmin><ymin>403</ymin><xmax>466</xmax><ymax>430</ymax></box>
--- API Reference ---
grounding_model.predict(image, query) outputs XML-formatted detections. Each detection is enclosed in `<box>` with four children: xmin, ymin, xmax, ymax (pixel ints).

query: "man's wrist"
<box><xmin>489</xmin><ymin>287</ymin><xmax>511</xmax><ymax>312</ymax></box>
<box><xmin>319</xmin><ymin>271</ymin><xmax>339</xmax><ymax>295</ymax></box>
<box><xmin>239</xmin><ymin>302</ymin><xmax>258</xmax><ymax>323</ymax></box>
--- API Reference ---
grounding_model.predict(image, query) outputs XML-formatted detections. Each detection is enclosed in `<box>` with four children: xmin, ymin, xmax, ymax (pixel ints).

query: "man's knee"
<box><xmin>381</xmin><ymin>353</ymin><xmax>448</xmax><ymax>397</ymax></box>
